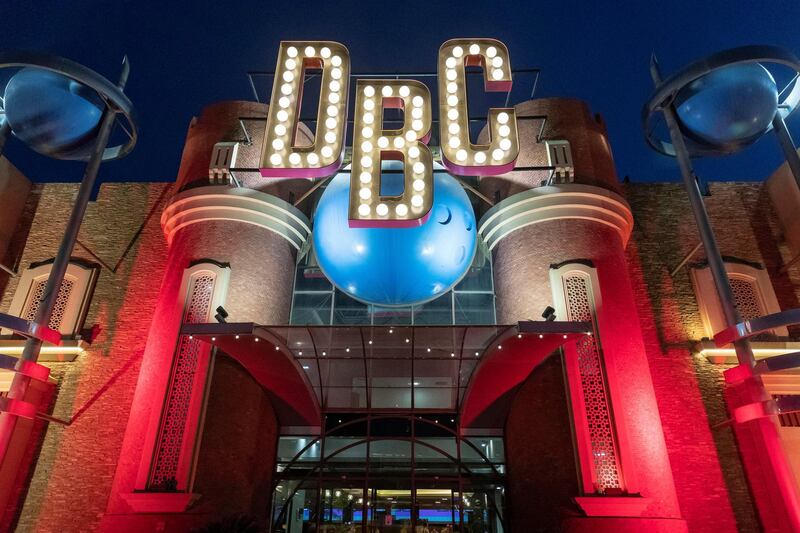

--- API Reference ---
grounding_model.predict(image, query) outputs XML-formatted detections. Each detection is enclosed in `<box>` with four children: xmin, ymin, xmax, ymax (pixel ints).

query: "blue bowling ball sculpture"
<box><xmin>3</xmin><ymin>67</ymin><xmax>104</xmax><ymax>159</ymax></box>
<box><xmin>675</xmin><ymin>63</ymin><xmax>779</xmax><ymax>148</ymax></box>
<box><xmin>312</xmin><ymin>161</ymin><xmax>477</xmax><ymax>307</ymax></box>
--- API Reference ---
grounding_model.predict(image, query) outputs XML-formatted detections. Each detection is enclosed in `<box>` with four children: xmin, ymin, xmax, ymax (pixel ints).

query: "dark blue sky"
<box><xmin>4</xmin><ymin>0</ymin><xmax>800</xmax><ymax>184</ymax></box>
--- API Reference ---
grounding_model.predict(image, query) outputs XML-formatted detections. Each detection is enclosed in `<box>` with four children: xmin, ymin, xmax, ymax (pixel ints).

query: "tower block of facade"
<box><xmin>103</xmin><ymin>101</ymin><xmax>319</xmax><ymax>531</ymax></box>
<box><xmin>478</xmin><ymin>97</ymin><xmax>683</xmax><ymax>530</ymax></box>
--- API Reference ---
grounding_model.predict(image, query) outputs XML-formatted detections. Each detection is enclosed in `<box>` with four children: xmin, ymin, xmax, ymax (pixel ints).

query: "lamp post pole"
<box><xmin>0</xmin><ymin>58</ymin><xmax>129</xmax><ymax>462</ymax></box>
<box><xmin>0</xmin><ymin>119</ymin><xmax>11</xmax><ymax>156</ymax></box>
<box><xmin>772</xmin><ymin>112</ymin><xmax>800</xmax><ymax>191</ymax></box>
<box><xmin>651</xmin><ymin>56</ymin><xmax>800</xmax><ymax>530</ymax></box>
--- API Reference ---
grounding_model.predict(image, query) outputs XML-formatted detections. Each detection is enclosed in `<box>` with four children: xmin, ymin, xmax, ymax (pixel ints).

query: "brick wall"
<box><xmin>506</xmin><ymin>355</ymin><xmax>579</xmax><ymax>531</ymax></box>
<box><xmin>624</xmin><ymin>180</ymin><xmax>800</xmax><ymax>532</ymax></box>
<box><xmin>0</xmin><ymin>181</ymin><xmax>172</xmax><ymax>532</ymax></box>
<box><xmin>0</xmin><ymin>157</ymin><xmax>31</xmax><ymax>274</ymax></box>
<box><xmin>192</xmin><ymin>354</ymin><xmax>278</xmax><ymax>525</ymax></box>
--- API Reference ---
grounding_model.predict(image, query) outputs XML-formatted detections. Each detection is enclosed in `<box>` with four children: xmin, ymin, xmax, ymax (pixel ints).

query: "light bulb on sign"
<box><xmin>348</xmin><ymin>79</ymin><xmax>434</xmax><ymax>227</ymax></box>
<box><xmin>437</xmin><ymin>38</ymin><xmax>519</xmax><ymax>176</ymax></box>
<box><xmin>260</xmin><ymin>41</ymin><xmax>350</xmax><ymax>178</ymax></box>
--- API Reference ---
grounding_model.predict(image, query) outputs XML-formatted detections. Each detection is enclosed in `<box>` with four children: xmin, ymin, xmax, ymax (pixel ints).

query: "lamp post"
<box><xmin>0</xmin><ymin>52</ymin><xmax>137</xmax><ymax>502</ymax></box>
<box><xmin>643</xmin><ymin>45</ymin><xmax>800</xmax><ymax>530</ymax></box>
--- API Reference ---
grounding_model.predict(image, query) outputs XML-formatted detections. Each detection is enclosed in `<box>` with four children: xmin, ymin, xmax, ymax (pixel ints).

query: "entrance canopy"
<box><xmin>181</xmin><ymin>321</ymin><xmax>589</xmax><ymax>432</ymax></box>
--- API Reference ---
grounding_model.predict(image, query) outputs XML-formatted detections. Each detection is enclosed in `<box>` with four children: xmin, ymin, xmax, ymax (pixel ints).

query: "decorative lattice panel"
<box><xmin>22</xmin><ymin>278</ymin><xmax>75</xmax><ymax>331</ymax></box>
<box><xmin>564</xmin><ymin>274</ymin><xmax>622</xmax><ymax>492</ymax></box>
<box><xmin>730</xmin><ymin>277</ymin><xmax>763</xmax><ymax>322</ymax></box>
<box><xmin>149</xmin><ymin>273</ymin><xmax>215</xmax><ymax>490</ymax></box>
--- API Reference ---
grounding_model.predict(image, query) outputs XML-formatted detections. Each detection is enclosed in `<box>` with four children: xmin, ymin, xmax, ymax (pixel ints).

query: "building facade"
<box><xmin>0</xmin><ymin>93</ymin><xmax>798</xmax><ymax>533</ymax></box>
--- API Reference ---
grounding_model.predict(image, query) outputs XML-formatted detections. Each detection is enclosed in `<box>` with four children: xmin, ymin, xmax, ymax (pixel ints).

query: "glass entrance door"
<box><xmin>414</xmin><ymin>487</ymin><xmax>457</xmax><ymax>532</ymax></box>
<box><xmin>368</xmin><ymin>488</ymin><xmax>412</xmax><ymax>532</ymax></box>
<box><xmin>271</xmin><ymin>416</ymin><xmax>506</xmax><ymax>532</ymax></box>
<box><xmin>366</xmin><ymin>487</ymin><xmax>457</xmax><ymax>533</ymax></box>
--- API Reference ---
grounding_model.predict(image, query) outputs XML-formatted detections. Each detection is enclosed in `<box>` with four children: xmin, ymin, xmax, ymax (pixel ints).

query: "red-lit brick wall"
<box><xmin>624</xmin><ymin>180</ymin><xmax>800</xmax><ymax>532</ymax></box>
<box><xmin>192</xmin><ymin>354</ymin><xmax>279</xmax><ymax>525</ymax></box>
<box><xmin>0</xmin><ymin>182</ymin><xmax>173</xmax><ymax>532</ymax></box>
<box><xmin>505</xmin><ymin>355</ymin><xmax>579</xmax><ymax>532</ymax></box>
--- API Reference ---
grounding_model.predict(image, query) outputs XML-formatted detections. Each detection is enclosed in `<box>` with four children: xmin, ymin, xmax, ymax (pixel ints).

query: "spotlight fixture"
<box><xmin>541</xmin><ymin>306</ymin><xmax>556</xmax><ymax>321</ymax></box>
<box><xmin>214</xmin><ymin>305</ymin><xmax>229</xmax><ymax>323</ymax></box>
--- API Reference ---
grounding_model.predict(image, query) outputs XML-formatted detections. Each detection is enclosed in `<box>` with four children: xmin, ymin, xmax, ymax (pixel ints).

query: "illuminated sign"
<box><xmin>437</xmin><ymin>39</ymin><xmax>519</xmax><ymax>176</ymax></box>
<box><xmin>260</xmin><ymin>39</ymin><xmax>520</xmax><ymax>226</ymax></box>
<box><xmin>350</xmin><ymin>80</ymin><xmax>433</xmax><ymax>227</ymax></box>
<box><xmin>260</xmin><ymin>41</ymin><xmax>350</xmax><ymax>178</ymax></box>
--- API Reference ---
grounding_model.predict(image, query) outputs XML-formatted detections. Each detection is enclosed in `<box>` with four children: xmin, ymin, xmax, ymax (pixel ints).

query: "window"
<box><xmin>762</xmin><ymin>375</ymin><xmax>800</xmax><ymax>495</ymax></box>
<box><xmin>290</xmin><ymin>243</ymin><xmax>496</xmax><ymax>326</ymax></box>
<box><xmin>550</xmin><ymin>262</ymin><xmax>625</xmax><ymax>495</ymax></box>
<box><xmin>690</xmin><ymin>261</ymin><xmax>788</xmax><ymax>339</ymax></box>
<box><xmin>146</xmin><ymin>261</ymin><xmax>230</xmax><ymax>492</ymax></box>
<box><xmin>4</xmin><ymin>260</ymin><xmax>98</xmax><ymax>337</ymax></box>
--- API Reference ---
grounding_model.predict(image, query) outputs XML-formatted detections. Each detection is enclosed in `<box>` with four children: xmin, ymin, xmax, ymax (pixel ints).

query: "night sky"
<box><xmin>4</xmin><ymin>0</ymin><xmax>800</xmax><ymax>184</ymax></box>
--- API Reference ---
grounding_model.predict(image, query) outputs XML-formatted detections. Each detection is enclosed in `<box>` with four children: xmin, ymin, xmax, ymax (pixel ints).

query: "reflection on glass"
<box><xmin>454</xmin><ymin>293</ymin><xmax>495</xmax><ymax>324</ymax></box>
<box><xmin>372</xmin><ymin>306</ymin><xmax>412</xmax><ymax>325</ymax></box>
<box><xmin>277</xmin><ymin>436</ymin><xmax>320</xmax><ymax>462</ymax></box>
<box><xmin>291</xmin><ymin>292</ymin><xmax>332</xmax><ymax>325</ymax></box>
<box><xmin>462</xmin><ymin>438</ymin><xmax>505</xmax><ymax>463</ymax></box>
<box><xmin>369</xmin><ymin>440</ymin><xmax>412</xmax><ymax>474</ymax></box>
<box><xmin>415</xmin><ymin>488</ymin><xmax>458</xmax><ymax>532</ymax></box>
<box><xmin>415</xmin><ymin>437</ymin><xmax>458</xmax><ymax>460</ymax></box>
<box><xmin>369</xmin><ymin>488</ymin><xmax>412</xmax><ymax>532</ymax></box>
<box><xmin>414</xmin><ymin>387</ymin><xmax>457</xmax><ymax>409</ymax></box>
<box><xmin>294</xmin><ymin>265</ymin><xmax>334</xmax><ymax>292</ymax></box>
<box><xmin>271</xmin><ymin>418</ymin><xmax>505</xmax><ymax>532</ymax></box>
<box><xmin>324</xmin><ymin>437</ymin><xmax>366</xmax><ymax>459</ymax></box>
<box><xmin>414</xmin><ymin>441</ymin><xmax>460</xmax><ymax>477</ymax></box>
<box><xmin>290</xmin><ymin>240</ymin><xmax>495</xmax><ymax>326</ymax></box>
<box><xmin>271</xmin><ymin>481</ymin><xmax>318</xmax><ymax>533</ymax></box>
<box><xmin>325</xmin><ymin>386</ymin><xmax>368</xmax><ymax>409</ymax></box>
<box><xmin>413</xmin><ymin>294</ymin><xmax>453</xmax><ymax>325</ymax></box>
<box><xmin>334</xmin><ymin>290</ymin><xmax>370</xmax><ymax>324</ymax></box>
<box><xmin>321</xmin><ymin>486</ymin><xmax>364</xmax><ymax>531</ymax></box>
<box><xmin>371</xmin><ymin>387</ymin><xmax>412</xmax><ymax>409</ymax></box>
<box><xmin>463</xmin><ymin>487</ymin><xmax>505</xmax><ymax>533</ymax></box>
<box><xmin>454</xmin><ymin>261</ymin><xmax>493</xmax><ymax>292</ymax></box>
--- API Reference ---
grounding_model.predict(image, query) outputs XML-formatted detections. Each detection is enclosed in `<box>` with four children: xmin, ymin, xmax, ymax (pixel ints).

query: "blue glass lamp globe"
<box><xmin>312</xmin><ymin>161</ymin><xmax>477</xmax><ymax>306</ymax></box>
<box><xmin>675</xmin><ymin>63</ymin><xmax>779</xmax><ymax>148</ymax></box>
<box><xmin>3</xmin><ymin>68</ymin><xmax>104</xmax><ymax>159</ymax></box>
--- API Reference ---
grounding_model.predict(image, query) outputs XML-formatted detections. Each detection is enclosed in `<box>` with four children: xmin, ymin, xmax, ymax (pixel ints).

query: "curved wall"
<box><xmin>103</xmin><ymin>101</ymin><xmax>307</xmax><ymax>532</ymax></box>
<box><xmin>489</xmin><ymin>98</ymin><xmax>684</xmax><ymax>530</ymax></box>
<box><xmin>478</xmin><ymin>97</ymin><xmax>620</xmax><ymax>209</ymax></box>
<box><xmin>175</xmin><ymin>100</ymin><xmax>319</xmax><ymax>211</ymax></box>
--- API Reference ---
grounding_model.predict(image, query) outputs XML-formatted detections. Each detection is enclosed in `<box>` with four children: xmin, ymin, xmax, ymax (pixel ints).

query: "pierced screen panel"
<box><xmin>22</xmin><ymin>278</ymin><xmax>75</xmax><ymax>331</ymax></box>
<box><xmin>149</xmin><ymin>273</ymin><xmax>216</xmax><ymax>490</ymax></box>
<box><xmin>730</xmin><ymin>277</ymin><xmax>763</xmax><ymax>322</ymax></box>
<box><xmin>563</xmin><ymin>273</ymin><xmax>622</xmax><ymax>492</ymax></box>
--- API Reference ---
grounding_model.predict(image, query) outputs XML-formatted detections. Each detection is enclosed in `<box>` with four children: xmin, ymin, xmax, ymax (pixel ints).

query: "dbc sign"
<box><xmin>260</xmin><ymin>39</ymin><xmax>520</xmax><ymax>227</ymax></box>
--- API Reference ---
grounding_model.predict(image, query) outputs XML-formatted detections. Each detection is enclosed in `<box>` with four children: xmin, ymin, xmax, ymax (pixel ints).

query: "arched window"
<box><xmin>147</xmin><ymin>261</ymin><xmax>230</xmax><ymax>493</ymax></box>
<box><xmin>4</xmin><ymin>260</ymin><xmax>98</xmax><ymax>337</ymax></box>
<box><xmin>690</xmin><ymin>260</ymin><xmax>787</xmax><ymax>339</ymax></box>
<box><xmin>550</xmin><ymin>262</ymin><xmax>625</xmax><ymax>495</ymax></box>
